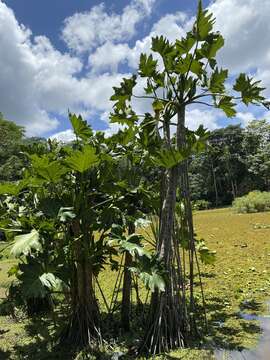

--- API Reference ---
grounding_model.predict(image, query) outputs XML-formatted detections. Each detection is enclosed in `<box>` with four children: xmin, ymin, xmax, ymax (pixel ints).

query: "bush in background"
<box><xmin>192</xmin><ymin>199</ymin><xmax>211</xmax><ymax>211</ymax></box>
<box><xmin>233</xmin><ymin>191</ymin><xmax>270</xmax><ymax>213</ymax></box>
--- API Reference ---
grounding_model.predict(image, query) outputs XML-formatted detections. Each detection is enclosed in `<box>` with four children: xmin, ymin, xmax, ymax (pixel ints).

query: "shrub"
<box><xmin>192</xmin><ymin>199</ymin><xmax>211</xmax><ymax>211</ymax></box>
<box><xmin>233</xmin><ymin>191</ymin><xmax>270</xmax><ymax>213</ymax></box>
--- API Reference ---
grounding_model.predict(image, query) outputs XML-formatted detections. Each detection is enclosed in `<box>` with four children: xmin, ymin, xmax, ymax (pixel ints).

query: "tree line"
<box><xmin>189</xmin><ymin>120</ymin><xmax>270</xmax><ymax>207</ymax></box>
<box><xmin>2</xmin><ymin>113</ymin><xmax>269</xmax><ymax>208</ymax></box>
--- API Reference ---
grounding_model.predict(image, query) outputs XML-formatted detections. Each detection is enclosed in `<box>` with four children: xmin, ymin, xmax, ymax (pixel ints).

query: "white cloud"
<box><xmin>49</xmin><ymin>129</ymin><xmax>75</xmax><ymax>142</ymax></box>
<box><xmin>62</xmin><ymin>0</ymin><xmax>155</xmax><ymax>54</ymax></box>
<box><xmin>209</xmin><ymin>0</ymin><xmax>270</xmax><ymax>96</ymax></box>
<box><xmin>186</xmin><ymin>109</ymin><xmax>219</xmax><ymax>131</ymax></box>
<box><xmin>88</xmin><ymin>42</ymin><xmax>131</xmax><ymax>73</ymax></box>
<box><xmin>0</xmin><ymin>1</ymin><xmax>131</xmax><ymax>136</ymax></box>
<box><xmin>88</xmin><ymin>11</ymin><xmax>191</xmax><ymax>73</ymax></box>
<box><xmin>0</xmin><ymin>2</ymin><xmax>82</xmax><ymax>136</ymax></box>
<box><xmin>235</xmin><ymin>112</ymin><xmax>255</xmax><ymax>127</ymax></box>
<box><xmin>2</xmin><ymin>0</ymin><xmax>270</xmax><ymax>137</ymax></box>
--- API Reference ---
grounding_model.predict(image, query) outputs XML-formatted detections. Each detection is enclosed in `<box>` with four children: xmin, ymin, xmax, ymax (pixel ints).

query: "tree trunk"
<box><xmin>140</xmin><ymin>107</ymin><xmax>189</xmax><ymax>355</ymax></box>
<box><xmin>211</xmin><ymin>159</ymin><xmax>219</xmax><ymax>207</ymax></box>
<box><xmin>121</xmin><ymin>222</ymin><xmax>135</xmax><ymax>331</ymax></box>
<box><xmin>62</xmin><ymin>219</ymin><xmax>101</xmax><ymax>347</ymax></box>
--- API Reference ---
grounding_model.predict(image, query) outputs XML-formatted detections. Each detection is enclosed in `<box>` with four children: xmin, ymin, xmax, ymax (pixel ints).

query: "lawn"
<box><xmin>0</xmin><ymin>207</ymin><xmax>270</xmax><ymax>359</ymax></box>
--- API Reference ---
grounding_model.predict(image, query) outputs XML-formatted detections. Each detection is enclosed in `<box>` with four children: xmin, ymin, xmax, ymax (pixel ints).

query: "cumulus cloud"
<box><xmin>62</xmin><ymin>0</ymin><xmax>156</xmax><ymax>53</ymax></box>
<box><xmin>209</xmin><ymin>0</ymin><xmax>270</xmax><ymax>98</ymax></box>
<box><xmin>88</xmin><ymin>11</ymin><xmax>191</xmax><ymax>73</ymax></box>
<box><xmin>88</xmin><ymin>42</ymin><xmax>131</xmax><ymax>73</ymax></box>
<box><xmin>0</xmin><ymin>2</ymin><xmax>82</xmax><ymax>135</ymax></box>
<box><xmin>0</xmin><ymin>1</ymin><xmax>130</xmax><ymax>136</ymax></box>
<box><xmin>186</xmin><ymin>109</ymin><xmax>219</xmax><ymax>131</ymax></box>
<box><xmin>49</xmin><ymin>129</ymin><xmax>76</xmax><ymax>143</ymax></box>
<box><xmin>2</xmin><ymin>0</ymin><xmax>270</xmax><ymax>137</ymax></box>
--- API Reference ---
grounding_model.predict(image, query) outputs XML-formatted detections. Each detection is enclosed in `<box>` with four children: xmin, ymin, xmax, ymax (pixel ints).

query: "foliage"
<box><xmin>192</xmin><ymin>199</ymin><xmax>211</xmax><ymax>211</ymax></box>
<box><xmin>233</xmin><ymin>191</ymin><xmax>270</xmax><ymax>213</ymax></box>
<box><xmin>10</xmin><ymin>230</ymin><xmax>41</xmax><ymax>257</ymax></box>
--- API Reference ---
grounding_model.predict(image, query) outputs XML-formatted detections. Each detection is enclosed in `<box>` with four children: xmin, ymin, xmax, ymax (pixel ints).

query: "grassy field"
<box><xmin>0</xmin><ymin>207</ymin><xmax>270</xmax><ymax>359</ymax></box>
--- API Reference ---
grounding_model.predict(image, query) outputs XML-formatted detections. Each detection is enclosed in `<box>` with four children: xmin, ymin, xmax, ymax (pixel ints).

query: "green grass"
<box><xmin>1</xmin><ymin>207</ymin><xmax>270</xmax><ymax>359</ymax></box>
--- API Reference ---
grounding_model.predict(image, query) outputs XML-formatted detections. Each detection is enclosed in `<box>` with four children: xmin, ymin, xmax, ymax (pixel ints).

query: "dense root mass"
<box><xmin>139</xmin><ymin>291</ymin><xmax>187</xmax><ymax>355</ymax></box>
<box><xmin>62</xmin><ymin>302</ymin><xmax>101</xmax><ymax>348</ymax></box>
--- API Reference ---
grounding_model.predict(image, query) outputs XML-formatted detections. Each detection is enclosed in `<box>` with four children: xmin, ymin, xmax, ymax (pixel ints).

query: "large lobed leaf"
<box><xmin>151</xmin><ymin>148</ymin><xmax>186</xmax><ymax>169</ymax></box>
<box><xmin>65</xmin><ymin>145</ymin><xmax>99</xmax><ymax>173</ymax></box>
<box><xmin>233</xmin><ymin>73</ymin><xmax>265</xmax><ymax>105</ymax></box>
<box><xmin>69</xmin><ymin>113</ymin><xmax>93</xmax><ymax>141</ymax></box>
<box><xmin>31</xmin><ymin>154</ymin><xmax>67</xmax><ymax>183</ymax></box>
<box><xmin>11</xmin><ymin>229</ymin><xmax>41</xmax><ymax>257</ymax></box>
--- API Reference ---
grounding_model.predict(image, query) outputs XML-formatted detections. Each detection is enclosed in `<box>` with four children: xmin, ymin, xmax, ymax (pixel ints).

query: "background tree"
<box><xmin>0</xmin><ymin>113</ymin><xmax>24</xmax><ymax>182</ymax></box>
<box><xmin>242</xmin><ymin>120</ymin><xmax>270</xmax><ymax>190</ymax></box>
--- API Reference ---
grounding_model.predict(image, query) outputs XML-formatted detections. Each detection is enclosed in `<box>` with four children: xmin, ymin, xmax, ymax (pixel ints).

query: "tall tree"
<box><xmin>110</xmin><ymin>0</ymin><xmax>268</xmax><ymax>355</ymax></box>
<box><xmin>0</xmin><ymin>114</ymin><xmax>24</xmax><ymax>181</ymax></box>
<box><xmin>243</xmin><ymin>120</ymin><xmax>270</xmax><ymax>190</ymax></box>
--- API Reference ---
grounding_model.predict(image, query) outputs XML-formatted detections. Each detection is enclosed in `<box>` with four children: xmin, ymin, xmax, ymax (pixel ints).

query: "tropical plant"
<box><xmin>110</xmin><ymin>0</ymin><xmax>268</xmax><ymax>355</ymax></box>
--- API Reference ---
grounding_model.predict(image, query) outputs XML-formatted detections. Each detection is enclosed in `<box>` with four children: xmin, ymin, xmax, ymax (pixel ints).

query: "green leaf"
<box><xmin>216</xmin><ymin>96</ymin><xmax>236</xmax><ymax>117</ymax></box>
<box><xmin>58</xmin><ymin>207</ymin><xmax>76</xmax><ymax>222</ymax></box>
<box><xmin>139</xmin><ymin>53</ymin><xmax>157</xmax><ymax>77</ymax></box>
<box><xmin>176</xmin><ymin>33</ymin><xmax>196</xmax><ymax>55</ymax></box>
<box><xmin>152</xmin><ymin>99</ymin><xmax>164</xmax><ymax>112</ymax></box>
<box><xmin>175</xmin><ymin>55</ymin><xmax>203</xmax><ymax>76</ymax></box>
<box><xmin>121</xmin><ymin>240</ymin><xmax>151</xmax><ymax>258</ymax></box>
<box><xmin>0</xmin><ymin>182</ymin><xmax>21</xmax><ymax>196</ymax></box>
<box><xmin>139</xmin><ymin>271</ymin><xmax>165</xmax><ymax>292</ymax></box>
<box><xmin>19</xmin><ymin>269</ymin><xmax>48</xmax><ymax>299</ymax></box>
<box><xmin>196</xmin><ymin>239</ymin><xmax>216</xmax><ymax>265</ymax></box>
<box><xmin>195</xmin><ymin>0</ymin><xmax>215</xmax><ymax>41</ymax></box>
<box><xmin>11</xmin><ymin>229</ymin><xmax>41</xmax><ymax>257</ymax></box>
<box><xmin>200</xmin><ymin>34</ymin><xmax>224</xmax><ymax>59</ymax></box>
<box><xmin>151</xmin><ymin>148</ymin><xmax>186</xmax><ymax>169</ymax></box>
<box><xmin>209</xmin><ymin>68</ymin><xmax>228</xmax><ymax>93</ymax></box>
<box><xmin>17</xmin><ymin>260</ymin><xmax>61</xmax><ymax>299</ymax></box>
<box><xmin>31</xmin><ymin>154</ymin><xmax>67</xmax><ymax>183</ymax></box>
<box><xmin>65</xmin><ymin>145</ymin><xmax>99</xmax><ymax>173</ymax></box>
<box><xmin>233</xmin><ymin>73</ymin><xmax>265</xmax><ymax>105</ymax></box>
<box><xmin>151</xmin><ymin>36</ymin><xmax>174</xmax><ymax>57</ymax></box>
<box><xmin>39</xmin><ymin>273</ymin><xmax>62</xmax><ymax>290</ymax></box>
<box><xmin>69</xmin><ymin>113</ymin><xmax>93</xmax><ymax>141</ymax></box>
<box><xmin>110</xmin><ymin>107</ymin><xmax>138</xmax><ymax>126</ymax></box>
<box><xmin>110</xmin><ymin>75</ymin><xmax>137</xmax><ymax>111</ymax></box>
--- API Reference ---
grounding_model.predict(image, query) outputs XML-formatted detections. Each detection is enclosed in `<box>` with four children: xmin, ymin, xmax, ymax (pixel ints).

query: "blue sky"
<box><xmin>0</xmin><ymin>0</ymin><xmax>269</xmax><ymax>140</ymax></box>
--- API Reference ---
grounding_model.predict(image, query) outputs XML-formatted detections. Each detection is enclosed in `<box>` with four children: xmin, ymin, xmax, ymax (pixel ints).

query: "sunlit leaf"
<box><xmin>69</xmin><ymin>113</ymin><xmax>93</xmax><ymax>141</ymax></box>
<box><xmin>139</xmin><ymin>53</ymin><xmax>157</xmax><ymax>77</ymax></box>
<box><xmin>65</xmin><ymin>145</ymin><xmax>99</xmax><ymax>173</ymax></box>
<box><xmin>31</xmin><ymin>154</ymin><xmax>67</xmax><ymax>183</ymax></box>
<box><xmin>233</xmin><ymin>73</ymin><xmax>265</xmax><ymax>105</ymax></box>
<box><xmin>216</xmin><ymin>96</ymin><xmax>236</xmax><ymax>117</ymax></box>
<box><xmin>11</xmin><ymin>229</ymin><xmax>41</xmax><ymax>257</ymax></box>
<box><xmin>209</xmin><ymin>68</ymin><xmax>228</xmax><ymax>93</ymax></box>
